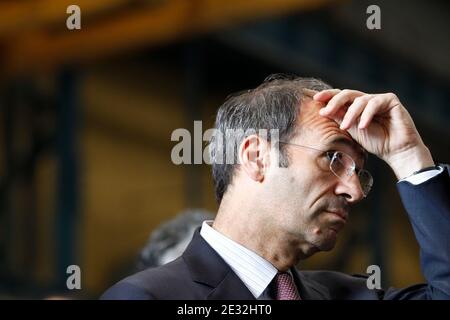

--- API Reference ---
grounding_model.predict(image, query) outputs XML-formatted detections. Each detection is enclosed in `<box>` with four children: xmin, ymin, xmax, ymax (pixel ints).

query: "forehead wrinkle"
<box><xmin>299</xmin><ymin>108</ymin><xmax>351</xmax><ymax>143</ymax></box>
<box><xmin>296</xmin><ymin>98</ymin><xmax>367</xmax><ymax>167</ymax></box>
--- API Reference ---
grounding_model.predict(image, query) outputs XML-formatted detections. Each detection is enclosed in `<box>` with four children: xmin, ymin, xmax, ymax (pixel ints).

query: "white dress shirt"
<box><xmin>200</xmin><ymin>221</ymin><xmax>278</xmax><ymax>298</ymax></box>
<box><xmin>399</xmin><ymin>166</ymin><xmax>443</xmax><ymax>185</ymax></box>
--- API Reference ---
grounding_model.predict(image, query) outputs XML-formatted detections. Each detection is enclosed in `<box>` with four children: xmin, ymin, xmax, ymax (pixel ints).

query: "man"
<box><xmin>101</xmin><ymin>75</ymin><xmax>449</xmax><ymax>300</ymax></box>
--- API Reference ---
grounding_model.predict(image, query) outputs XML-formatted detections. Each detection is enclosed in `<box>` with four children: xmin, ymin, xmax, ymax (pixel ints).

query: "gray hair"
<box><xmin>135</xmin><ymin>209</ymin><xmax>215</xmax><ymax>270</ymax></box>
<box><xmin>209</xmin><ymin>74</ymin><xmax>332</xmax><ymax>204</ymax></box>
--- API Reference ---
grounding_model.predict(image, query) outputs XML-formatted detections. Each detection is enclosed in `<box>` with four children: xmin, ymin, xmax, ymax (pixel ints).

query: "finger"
<box><xmin>302</xmin><ymin>88</ymin><xmax>319</xmax><ymax>98</ymax></box>
<box><xmin>319</xmin><ymin>106</ymin><xmax>349</xmax><ymax>127</ymax></box>
<box><xmin>319</xmin><ymin>89</ymin><xmax>365</xmax><ymax>116</ymax></box>
<box><xmin>358</xmin><ymin>97</ymin><xmax>384</xmax><ymax>129</ymax></box>
<box><xmin>313</xmin><ymin>89</ymin><xmax>341</xmax><ymax>103</ymax></box>
<box><xmin>358</xmin><ymin>93</ymin><xmax>398</xmax><ymax>128</ymax></box>
<box><xmin>340</xmin><ymin>95</ymin><xmax>372</xmax><ymax>130</ymax></box>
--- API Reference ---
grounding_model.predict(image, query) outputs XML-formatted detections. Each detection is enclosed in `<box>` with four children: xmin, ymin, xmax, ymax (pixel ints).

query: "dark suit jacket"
<box><xmin>101</xmin><ymin>165</ymin><xmax>450</xmax><ymax>300</ymax></box>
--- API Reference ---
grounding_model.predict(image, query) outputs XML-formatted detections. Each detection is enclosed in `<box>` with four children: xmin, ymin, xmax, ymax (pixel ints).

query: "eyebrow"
<box><xmin>325</xmin><ymin>137</ymin><xmax>367</xmax><ymax>167</ymax></box>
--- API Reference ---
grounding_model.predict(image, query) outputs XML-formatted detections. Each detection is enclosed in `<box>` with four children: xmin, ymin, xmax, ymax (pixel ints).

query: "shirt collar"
<box><xmin>200</xmin><ymin>220</ymin><xmax>279</xmax><ymax>298</ymax></box>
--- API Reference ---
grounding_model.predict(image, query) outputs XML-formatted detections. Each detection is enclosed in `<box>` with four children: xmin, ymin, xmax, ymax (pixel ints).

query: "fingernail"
<box><xmin>319</xmin><ymin>109</ymin><xmax>326</xmax><ymax>115</ymax></box>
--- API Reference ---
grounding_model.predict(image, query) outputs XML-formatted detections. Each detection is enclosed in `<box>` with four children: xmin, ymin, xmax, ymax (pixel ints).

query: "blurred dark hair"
<box><xmin>135</xmin><ymin>209</ymin><xmax>215</xmax><ymax>271</ymax></box>
<box><xmin>209</xmin><ymin>74</ymin><xmax>331</xmax><ymax>204</ymax></box>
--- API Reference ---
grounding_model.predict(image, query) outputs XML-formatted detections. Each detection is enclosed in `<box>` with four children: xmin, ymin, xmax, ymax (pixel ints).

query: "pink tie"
<box><xmin>272</xmin><ymin>272</ymin><xmax>301</xmax><ymax>300</ymax></box>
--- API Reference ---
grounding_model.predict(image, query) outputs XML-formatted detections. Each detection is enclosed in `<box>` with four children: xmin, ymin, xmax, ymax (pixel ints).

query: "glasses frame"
<box><xmin>278</xmin><ymin>141</ymin><xmax>373</xmax><ymax>197</ymax></box>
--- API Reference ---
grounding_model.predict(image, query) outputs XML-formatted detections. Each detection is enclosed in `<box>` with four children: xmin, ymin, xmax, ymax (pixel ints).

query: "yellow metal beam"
<box><xmin>0</xmin><ymin>0</ymin><xmax>131</xmax><ymax>38</ymax></box>
<box><xmin>1</xmin><ymin>0</ymin><xmax>334</xmax><ymax>76</ymax></box>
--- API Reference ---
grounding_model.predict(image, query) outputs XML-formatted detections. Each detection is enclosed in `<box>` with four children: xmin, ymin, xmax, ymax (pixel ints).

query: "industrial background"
<box><xmin>0</xmin><ymin>0</ymin><xmax>449</xmax><ymax>298</ymax></box>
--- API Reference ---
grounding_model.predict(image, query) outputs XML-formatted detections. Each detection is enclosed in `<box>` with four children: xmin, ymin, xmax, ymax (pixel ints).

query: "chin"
<box><xmin>301</xmin><ymin>238</ymin><xmax>335</xmax><ymax>259</ymax></box>
<box><xmin>310</xmin><ymin>229</ymin><xmax>339</xmax><ymax>252</ymax></box>
<box><xmin>318</xmin><ymin>239</ymin><xmax>337</xmax><ymax>251</ymax></box>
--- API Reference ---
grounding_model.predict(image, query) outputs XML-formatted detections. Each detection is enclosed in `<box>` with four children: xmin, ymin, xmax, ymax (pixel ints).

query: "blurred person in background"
<box><xmin>134</xmin><ymin>209</ymin><xmax>215</xmax><ymax>271</ymax></box>
<box><xmin>102</xmin><ymin>75</ymin><xmax>449</xmax><ymax>300</ymax></box>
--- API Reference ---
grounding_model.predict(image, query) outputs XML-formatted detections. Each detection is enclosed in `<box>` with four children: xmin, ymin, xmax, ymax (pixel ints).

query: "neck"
<box><xmin>212</xmin><ymin>202</ymin><xmax>310</xmax><ymax>271</ymax></box>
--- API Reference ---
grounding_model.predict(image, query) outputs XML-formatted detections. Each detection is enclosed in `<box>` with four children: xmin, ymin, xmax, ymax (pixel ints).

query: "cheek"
<box><xmin>278</xmin><ymin>168</ymin><xmax>318</xmax><ymax>217</ymax></box>
<box><xmin>287</xmin><ymin>172</ymin><xmax>312</xmax><ymax>196</ymax></box>
<box><xmin>288</xmin><ymin>166</ymin><xmax>337</xmax><ymax>219</ymax></box>
<box><xmin>286</xmin><ymin>162</ymin><xmax>329</xmax><ymax>198</ymax></box>
<box><xmin>279</xmin><ymin>166</ymin><xmax>312</xmax><ymax>195</ymax></box>
<box><xmin>263</xmin><ymin>167</ymin><xmax>308</xmax><ymax>214</ymax></box>
<box><xmin>265</xmin><ymin>157</ymin><xmax>334</xmax><ymax>212</ymax></box>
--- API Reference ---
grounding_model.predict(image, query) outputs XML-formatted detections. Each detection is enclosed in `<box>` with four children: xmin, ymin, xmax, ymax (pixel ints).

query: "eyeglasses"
<box><xmin>279</xmin><ymin>141</ymin><xmax>373</xmax><ymax>197</ymax></box>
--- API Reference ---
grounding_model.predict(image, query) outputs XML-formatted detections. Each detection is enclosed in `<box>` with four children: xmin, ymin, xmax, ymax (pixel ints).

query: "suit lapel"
<box><xmin>291</xmin><ymin>268</ymin><xmax>331</xmax><ymax>300</ymax></box>
<box><xmin>206</xmin><ymin>270</ymin><xmax>255</xmax><ymax>300</ymax></box>
<box><xmin>183</xmin><ymin>229</ymin><xmax>331</xmax><ymax>300</ymax></box>
<box><xmin>183</xmin><ymin>229</ymin><xmax>255</xmax><ymax>300</ymax></box>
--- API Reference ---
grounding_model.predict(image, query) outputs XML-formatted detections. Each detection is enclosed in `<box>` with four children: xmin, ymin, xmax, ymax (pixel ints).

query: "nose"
<box><xmin>334</xmin><ymin>173</ymin><xmax>365</xmax><ymax>204</ymax></box>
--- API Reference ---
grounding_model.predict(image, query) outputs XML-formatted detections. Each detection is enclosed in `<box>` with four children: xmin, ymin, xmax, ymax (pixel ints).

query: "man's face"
<box><xmin>263</xmin><ymin>97</ymin><xmax>366</xmax><ymax>256</ymax></box>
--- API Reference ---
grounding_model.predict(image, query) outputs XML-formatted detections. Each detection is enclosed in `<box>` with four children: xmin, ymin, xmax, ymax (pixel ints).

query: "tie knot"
<box><xmin>271</xmin><ymin>272</ymin><xmax>301</xmax><ymax>300</ymax></box>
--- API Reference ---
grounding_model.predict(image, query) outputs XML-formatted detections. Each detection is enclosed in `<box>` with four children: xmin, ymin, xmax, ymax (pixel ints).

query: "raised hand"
<box><xmin>313</xmin><ymin>89</ymin><xmax>435</xmax><ymax>179</ymax></box>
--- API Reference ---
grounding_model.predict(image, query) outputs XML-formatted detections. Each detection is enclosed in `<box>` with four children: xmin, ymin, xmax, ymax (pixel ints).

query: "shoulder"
<box><xmin>300</xmin><ymin>270</ymin><xmax>382</xmax><ymax>299</ymax></box>
<box><xmin>302</xmin><ymin>270</ymin><xmax>368</xmax><ymax>284</ymax></box>
<box><xmin>100</xmin><ymin>257</ymin><xmax>194</xmax><ymax>300</ymax></box>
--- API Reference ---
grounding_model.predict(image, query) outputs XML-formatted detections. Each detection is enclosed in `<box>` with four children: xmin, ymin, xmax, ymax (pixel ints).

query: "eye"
<box><xmin>325</xmin><ymin>151</ymin><xmax>336</xmax><ymax>161</ymax></box>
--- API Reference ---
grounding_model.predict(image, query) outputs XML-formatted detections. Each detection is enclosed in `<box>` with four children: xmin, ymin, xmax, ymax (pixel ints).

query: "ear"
<box><xmin>238</xmin><ymin>134</ymin><xmax>270</xmax><ymax>182</ymax></box>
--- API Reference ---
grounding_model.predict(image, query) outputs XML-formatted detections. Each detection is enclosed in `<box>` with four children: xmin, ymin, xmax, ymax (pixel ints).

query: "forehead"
<box><xmin>293</xmin><ymin>97</ymin><xmax>366</xmax><ymax>163</ymax></box>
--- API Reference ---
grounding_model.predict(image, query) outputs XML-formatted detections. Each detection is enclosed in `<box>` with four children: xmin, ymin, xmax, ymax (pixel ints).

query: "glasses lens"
<box><xmin>358</xmin><ymin>169</ymin><xmax>373</xmax><ymax>196</ymax></box>
<box><xmin>330</xmin><ymin>151</ymin><xmax>373</xmax><ymax>197</ymax></box>
<box><xmin>330</xmin><ymin>152</ymin><xmax>355</xmax><ymax>178</ymax></box>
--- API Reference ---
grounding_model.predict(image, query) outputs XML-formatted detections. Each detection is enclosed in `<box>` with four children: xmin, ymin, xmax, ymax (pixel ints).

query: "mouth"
<box><xmin>326</xmin><ymin>210</ymin><xmax>348</xmax><ymax>223</ymax></box>
<box><xmin>325</xmin><ymin>210</ymin><xmax>348</xmax><ymax>235</ymax></box>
